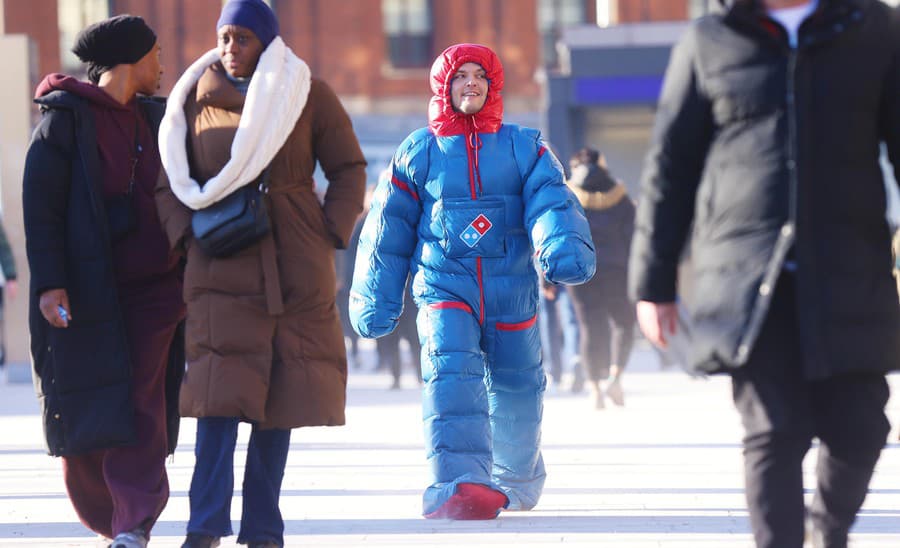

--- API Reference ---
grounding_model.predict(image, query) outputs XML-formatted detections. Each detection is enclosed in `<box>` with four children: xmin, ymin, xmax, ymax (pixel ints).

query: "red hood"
<box><xmin>34</xmin><ymin>73</ymin><xmax>127</xmax><ymax>110</ymax></box>
<box><xmin>428</xmin><ymin>44</ymin><xmax>503</xmax><ymax>136</ymax></box>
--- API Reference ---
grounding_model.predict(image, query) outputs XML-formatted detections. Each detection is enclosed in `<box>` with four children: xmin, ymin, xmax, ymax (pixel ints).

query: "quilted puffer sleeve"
<box><xmin>517</xmin><ymin>129</ymin><xmax>596</xmax><ymax>285</ymax></box>
<box><xmin>628</xmin><ymin>26</ymin><xmax>712</xmax><ymax>303</ymax></box>
<box><xmin>882</xmin><ymin>9</ymin><xmax>900</xmax><ymax>197</ymax></box>
<box><xmin>349</xmin><ymin>132</ymin><xmax>425</xmax><ymax>338</ymax></box>
<box><xmin>23</xmin><ymin>109</ymin><xmax>74</xmax><ymax>296</ymax></box>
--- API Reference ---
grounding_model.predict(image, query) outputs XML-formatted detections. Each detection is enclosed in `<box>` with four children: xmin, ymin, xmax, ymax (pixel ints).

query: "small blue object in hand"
<box><xmin>57</xmin><ymin>305</ymin><xmax>68</xmax><ymax>322</ymax></box>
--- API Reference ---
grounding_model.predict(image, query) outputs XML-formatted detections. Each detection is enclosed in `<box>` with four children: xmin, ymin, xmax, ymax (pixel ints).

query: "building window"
<box><xmin>689</xmin><ymin>0</ymin><xmax>721</xmax><ymax>18</ymax></box>
<box><xmin>382</xmin><ymin>0</ymin><xmax>432</xmax><ymax>69</ymax></box>
<box><xmin>595</xmin><ymin>0</ymin><xmax>618</xmax><ymax>27</ymax></box>
<box><xmin>58</xmin><ymin>0</ymin><xmax>111</xmax><ymax>72</ymax></box>
<box><xmin>538</xmin><ymin>0</ymin><xmax>587</xmax><ymax>68</ymax></box>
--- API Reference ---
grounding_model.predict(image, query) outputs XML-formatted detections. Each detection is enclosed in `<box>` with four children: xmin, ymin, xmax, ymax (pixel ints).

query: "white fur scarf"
<box><xmin>159</xmin><ymin>37</ymin><xmax>311</xmax><ymax>210</ymax></box>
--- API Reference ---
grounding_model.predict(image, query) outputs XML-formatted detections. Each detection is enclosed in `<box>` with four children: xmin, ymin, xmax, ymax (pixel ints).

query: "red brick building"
<box><xmin>2</xmin><ymin>0</ymin><xmax>693</xmax><ymax>114</ymax></box>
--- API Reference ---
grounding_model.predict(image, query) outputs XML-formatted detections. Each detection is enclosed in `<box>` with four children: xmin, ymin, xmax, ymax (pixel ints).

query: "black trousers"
<box><xmin>568</xmin><ymin>267</ymin><xmax>635</xmax><ymax>381</ymax></box>
<box><xmin>731</xmin><ymin>274</ymin><xmax>890</xmax><ymax>548</ymax></box>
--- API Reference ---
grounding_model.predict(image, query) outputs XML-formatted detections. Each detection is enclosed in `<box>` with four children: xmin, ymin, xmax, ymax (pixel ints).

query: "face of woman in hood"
<box><xmin>217</xmin><ymin>24</ymin><xmax>263</xmax><ymax>78</ymax></box>
<box><xmin>451</xmin><ymin>62</ymin><xmax>489</xmax><ymax>115</ymax></box>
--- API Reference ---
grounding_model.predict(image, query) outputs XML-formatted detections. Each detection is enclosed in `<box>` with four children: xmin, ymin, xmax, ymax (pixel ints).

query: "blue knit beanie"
<box><xmin>217</xmin><ymin>0</ymin><xmax>279</xmax><ymax>48</ymax></box>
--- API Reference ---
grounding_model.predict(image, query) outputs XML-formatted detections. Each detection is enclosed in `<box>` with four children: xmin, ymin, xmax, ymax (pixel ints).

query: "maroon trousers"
<box><xmin>62</xmin><ymin>286</ymin><xmax>183</xmax><ymax>538</ymax></box>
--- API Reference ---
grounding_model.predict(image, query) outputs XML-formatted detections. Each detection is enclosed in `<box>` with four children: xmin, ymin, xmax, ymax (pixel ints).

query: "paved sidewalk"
<box><xmin>0</xmin><ymin>345</ymin><xmax>897</xmax><ymax>547</ymax></box>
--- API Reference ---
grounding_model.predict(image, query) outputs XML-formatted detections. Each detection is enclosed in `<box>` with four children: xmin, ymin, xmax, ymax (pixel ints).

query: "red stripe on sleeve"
<box><xmin>428</xmin><ymin>301</ymin><xmax>473</xmax><ymax>314</ymax></box>
<box><xmin>391</xmin><ymin>175</ymin><xmax>420</xmax><ymax>201</ymax></box>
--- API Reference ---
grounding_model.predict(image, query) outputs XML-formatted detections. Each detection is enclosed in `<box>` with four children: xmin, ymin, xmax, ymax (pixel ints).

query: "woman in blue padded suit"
<box><xmin>350</xmin><ymin>43</ymin><xmax>595</xmax><ymax>520</ymax></box>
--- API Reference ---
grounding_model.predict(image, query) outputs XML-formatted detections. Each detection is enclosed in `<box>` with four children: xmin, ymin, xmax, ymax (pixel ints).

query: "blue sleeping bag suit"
<box><xmin>350</xmin><ymin>44</ymin><xmax>595</xmax><ymax>515</ymax></box>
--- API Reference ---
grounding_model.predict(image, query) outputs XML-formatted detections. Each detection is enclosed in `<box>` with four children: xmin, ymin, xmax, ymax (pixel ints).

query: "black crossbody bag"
<box><xmin>191</xmin><ymin>167</ymin><xmax>271</xmax><ymax>258</ymax></box>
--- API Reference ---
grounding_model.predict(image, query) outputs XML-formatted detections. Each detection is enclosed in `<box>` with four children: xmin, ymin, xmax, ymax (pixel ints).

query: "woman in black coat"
<box><xmin>566</xmin><ymin>148</ymin><xmax>636</xmax><ymax>409</ymax></box>
<box><xmin>22</xmin><ymin>16</ymin><xmax>184</xmax><ymax>548</ymax></box>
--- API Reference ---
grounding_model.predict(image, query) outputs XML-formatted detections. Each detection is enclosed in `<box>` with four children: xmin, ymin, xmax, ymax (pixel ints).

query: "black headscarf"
<box><xmin>72</xmin><ymin>15</ymin><xmax>157</xmax><ymax>84</ymax></box>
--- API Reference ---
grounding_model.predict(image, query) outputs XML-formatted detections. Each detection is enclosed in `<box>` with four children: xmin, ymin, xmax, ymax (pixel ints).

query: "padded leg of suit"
<box><xmin>418</xmin><ymin>306</ymin><xmax>504</xmax><ymax>516</ymax></box>
<box><xmin>485</xmin><ymin>318</ymin><xmax>547</xmax><ymax>511</ymax></box>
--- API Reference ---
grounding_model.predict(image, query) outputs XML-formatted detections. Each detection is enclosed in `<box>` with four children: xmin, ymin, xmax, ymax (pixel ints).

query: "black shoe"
<box><xmin>181</xmin><ymin>533</ymin><xmax>220</xmax><ymax>548</ymax></box>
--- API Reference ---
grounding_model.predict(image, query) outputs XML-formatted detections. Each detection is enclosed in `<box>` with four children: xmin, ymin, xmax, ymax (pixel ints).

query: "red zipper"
<box><xmin>465</xmin><ymin>121</ymin><xmax>486</xmax><ymax>325</ymax></box>
<box><xmin>477</xmin><ymin>257</ymin><xmax>485</xmax><ymax>325</ymax></box>
<box><xmin>465</xmin><ymin>131</ymin><xmax>478</xmax><ymax>200</ymax></box>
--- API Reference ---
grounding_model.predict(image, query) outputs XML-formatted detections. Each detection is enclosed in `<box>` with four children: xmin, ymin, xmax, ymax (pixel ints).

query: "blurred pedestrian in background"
<box><xmin>155</xmin><ymin>0</ymin><xmax>366</xmax><ymax>546</ymax></box>
<box><xmin>376</xmin><ymin>286</ymin><xmax>422</xmax><ymax>389</ymax></box>
<box><xmin>538</xmin><ymin>283</ymin><xmax>583</xmax><ymax>393</ymax></box>
<box><xmin>0</xmin><ymin>217</ymin><xmax>18</xmax><ymax>369</ymax></box>
<box><xmin>350</xmin><ymin>43</ymin><xmax>595</xmax><ymax>520</ymax></box>
<box><xmin>23</xmin><ymin>15</ymin><xmax>185</xmax><ymax>548</ymax></box>
<box><xmin>336</xmin><ymin>189</ymin><xmax>370</xmax><ymax>371</ymax></box>
<box><xmin>629</xmin><ymin>1</ymin><xmax>900</xmax><ymax>547</ymax></box>
<box><xmin>566</xmin><ymin>147</ymin><xmax>636</xmax><ymax>409</ymax></box>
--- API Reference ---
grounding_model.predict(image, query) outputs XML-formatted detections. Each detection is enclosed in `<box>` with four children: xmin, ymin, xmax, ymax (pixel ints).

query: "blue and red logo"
<box><xmin>460</xmin><ymin>214</ymin><xmax>493</xmax><ymax>247</ymax></box>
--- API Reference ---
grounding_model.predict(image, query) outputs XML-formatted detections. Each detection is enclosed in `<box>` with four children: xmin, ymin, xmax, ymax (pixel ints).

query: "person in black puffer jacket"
<box><xmin>629</xmin><ymin>1</ymin><xmax>900</xmax><ymax>546</ymax></box>
<box><xmin>566</xmin><ymin>148</ymin><xmax>636</xmax><ymax>409</ymax></box>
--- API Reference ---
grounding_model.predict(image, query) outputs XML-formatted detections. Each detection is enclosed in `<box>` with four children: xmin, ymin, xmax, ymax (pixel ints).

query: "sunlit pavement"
<box><xmin>0</xmin><ymin>341</ymin><xmax>897</xmax><ymax>547</ymax></box>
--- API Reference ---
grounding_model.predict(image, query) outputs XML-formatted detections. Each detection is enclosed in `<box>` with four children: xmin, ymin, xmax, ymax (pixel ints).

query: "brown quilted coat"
<box><xmin>155</xmin><ymin>62</ymin><xmax>366</xmax><ymax>429</ymax></box>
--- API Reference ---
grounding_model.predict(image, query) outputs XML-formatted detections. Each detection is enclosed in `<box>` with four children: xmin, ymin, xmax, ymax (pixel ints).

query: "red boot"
<box><xmin>425</xmin><ymin>483</ymin><xmax>508</xmax><ymax>520</ymax></box>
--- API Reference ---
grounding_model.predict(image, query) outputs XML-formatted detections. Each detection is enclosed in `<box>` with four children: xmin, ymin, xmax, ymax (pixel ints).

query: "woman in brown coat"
<box><xmin>155</xmin><ymin>1</ymin><xmax>365</xmax><ymax>546</ymax></box>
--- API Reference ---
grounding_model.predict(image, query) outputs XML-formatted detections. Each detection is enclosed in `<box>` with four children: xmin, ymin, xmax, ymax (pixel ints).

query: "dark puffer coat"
<box><xmin>629</xmin><ymin>0</ymin><xmax>900</xmax><ymax>377</ymax></box>
<box><xmin>23</xmin><ymin>89</ymin><xmax>184</xmax><ymax>456</ymax></box>
<box><xmin>569</xmin><ymin>164</ymin><xmax>635</xmax><ymax>271</ymax></box>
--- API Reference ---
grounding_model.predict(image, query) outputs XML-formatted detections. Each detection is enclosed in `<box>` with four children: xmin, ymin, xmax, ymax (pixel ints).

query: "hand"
<box><xmin>636</xmin><ymin>301</ymin><xmax>678</xmax><ymax>349</ymax></box>
<box><xmin>39</xmin><ymin>288</ymin><xmax>71</xmax><ymax>328</ymax></box>
<box><xmin>4</xmin><ymin>280</ymin><xmax>17</xmax><ymax>300</ymax></box>
<box><xmin>542</xmin><ymin>285</ymin><xmax>558</xmax><ymax>301</ymax></box>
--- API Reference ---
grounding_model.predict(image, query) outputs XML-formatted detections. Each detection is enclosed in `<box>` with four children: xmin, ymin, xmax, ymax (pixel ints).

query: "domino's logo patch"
<box><xmin>460</xmin><ymin>214</ymin><xmax>493</xmax><ymax>248</ymax></box>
